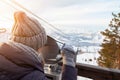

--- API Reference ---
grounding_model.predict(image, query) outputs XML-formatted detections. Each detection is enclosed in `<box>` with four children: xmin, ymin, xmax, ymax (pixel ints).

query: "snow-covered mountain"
<box><xmin>49</xmin><ymin>30</ymin><xmax>104</xmax><ymax>47</ymax></box>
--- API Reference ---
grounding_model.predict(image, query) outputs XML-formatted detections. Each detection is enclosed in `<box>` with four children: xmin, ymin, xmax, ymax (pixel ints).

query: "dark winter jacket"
<box><xmin>0</xmin><ymin>42</ymin><xmax>77</xmax><ymax>80</ymax></box>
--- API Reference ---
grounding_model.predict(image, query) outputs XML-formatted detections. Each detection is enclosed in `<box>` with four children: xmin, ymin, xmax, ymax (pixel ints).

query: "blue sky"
<box><xmin>0</xmin><ymin>0</ymin><xmax>120</xmax><ymax>32</ymax></box>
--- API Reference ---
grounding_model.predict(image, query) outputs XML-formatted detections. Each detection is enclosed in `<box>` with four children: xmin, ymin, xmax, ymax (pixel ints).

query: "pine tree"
<box><xmin>98</xmin><ymin>12</ymin><xmax>120</xmax><ymax>69</ymax></box>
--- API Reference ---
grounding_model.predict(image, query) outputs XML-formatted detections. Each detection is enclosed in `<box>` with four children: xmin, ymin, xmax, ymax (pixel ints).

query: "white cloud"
<box><xmin>0</xmin><ymin>0</ymin><xmax>120</xmax><ymax>29</ymax></box>
<box><xmin>50</xmin><ymin>18</ymin><xmax>109</xmax><ymax>25</ymax></box>
<box><xmin>38</xmin><ymin>0</ymin><xmax>120</xmax><ymax>26</ymax></box>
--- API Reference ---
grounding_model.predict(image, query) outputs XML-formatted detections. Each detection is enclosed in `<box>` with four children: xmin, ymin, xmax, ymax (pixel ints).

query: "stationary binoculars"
<box><xmin>39</xmin><ymin>36</ymin><xmax>62</xmax><ymax>64</ymax></box>
<box><xmin>39</xmin><ymin>36</ymin><xmax>63</xmax><ymax>80</ymax></box>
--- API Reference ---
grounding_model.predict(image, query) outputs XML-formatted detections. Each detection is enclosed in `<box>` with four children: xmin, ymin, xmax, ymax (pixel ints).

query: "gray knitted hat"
<box><xmin>10</xmin><ymin>11</ymin><xmax>47</xmax><ymax>50</ymax></box>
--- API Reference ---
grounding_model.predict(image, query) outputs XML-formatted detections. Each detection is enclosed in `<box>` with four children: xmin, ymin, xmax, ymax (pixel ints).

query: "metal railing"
<box><xmin>76</xmin><ymin>63</ymin><xmax>120</xmax><ymax>80</ymax></box>
<box><xmin>46</xmin><ymin>59</ymin><xmax>120</xmax><ymax>80</ymax></box>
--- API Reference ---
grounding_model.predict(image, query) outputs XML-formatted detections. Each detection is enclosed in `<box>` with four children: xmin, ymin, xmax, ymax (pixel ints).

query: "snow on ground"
<box><xmin>76</xmin><ymin>51</ymin><xmax>100</xmax><ymax>80</ymax></box>
<box><xmin>77</xmin><ymin>53</ymin><xmax>100</xmax><ymax>66</ymax></box>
